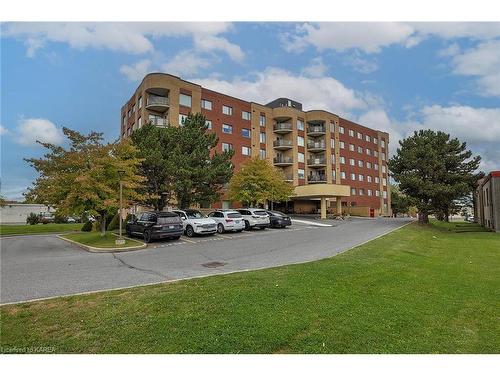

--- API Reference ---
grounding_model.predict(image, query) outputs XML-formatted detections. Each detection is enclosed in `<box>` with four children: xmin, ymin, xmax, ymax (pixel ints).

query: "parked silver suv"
<box><xmin>236</xmin><ymin>208</ymin><xmax>270</xmax><ymax>230</ymax></box>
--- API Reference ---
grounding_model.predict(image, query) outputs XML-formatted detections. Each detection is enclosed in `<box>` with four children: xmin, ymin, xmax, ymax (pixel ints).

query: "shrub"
<box><xmin>107</xmin><ymin>214</ymin><xmax>120</xmax><ymax>231</ymax></box>
<box><xmin>26</xmin><ymin>212</ymin><xmax>39</xmax><ymax>225</ymax></box>
<box><xmin>81</xmin><ymin>221</ymin><xmax>93</xmax><ymax>232</ymax></box>
<box><xmin>54</xmin><ymin>214</ymin><xmax>67</xmax><ymax>224</ymax></box>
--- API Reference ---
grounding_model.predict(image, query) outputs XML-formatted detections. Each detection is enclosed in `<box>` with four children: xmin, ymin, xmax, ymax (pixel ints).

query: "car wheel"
<box><xmin>185</xmin><ymin>225</ymin><xmax>194</xmax><ymax>237</ymax></box>
<box><xmin>143</xmin><ymin>230</ymin><xmax>152</xmax><ymax>243</ymax></box>
<box><xmin>244</xmin><ymin>220</ymin><xmax>250</xmax><ymax>230</ymax></box>
<box><xmin>217</xmin><ymin>223</ymin><xmax>224</xmax><ymax>234</ymax></box>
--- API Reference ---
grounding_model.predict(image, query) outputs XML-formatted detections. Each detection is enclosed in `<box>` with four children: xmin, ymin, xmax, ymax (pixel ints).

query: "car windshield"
<box><xmin>254</xmin><ymin>210</ymin><xmax>267</xmax><ymax>216</ymax></box>
<box><xmin>157</xmin><ymin>216</ymin><xmax>178</xmax><ymax>224</ymax></box>
<box><xmin>228</xmin><ymin>213</ymin><xmax>242</xmax><ymax>218</ymax></box>
<box><xmin>271</xmin><ymin>211</ymin><xmax>285</xmax><ymax>217</ymax></box>
<box><xmin>186</xmin><ymin>211</ymin><xmax>205</xmax><ymax>219</ymax></box>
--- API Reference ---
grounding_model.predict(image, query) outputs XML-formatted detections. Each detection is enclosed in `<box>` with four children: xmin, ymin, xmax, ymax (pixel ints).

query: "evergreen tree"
<box><xmin>388</xmin><ymin>130</ymin><xmax>481</xmax><ymax>224</ymax></box>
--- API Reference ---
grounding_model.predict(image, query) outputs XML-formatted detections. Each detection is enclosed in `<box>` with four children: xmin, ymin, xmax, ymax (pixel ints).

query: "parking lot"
<box><xmin>0</xmin><ymin>217</ymin><xmax>412</xmax><ymax>304</ymax></box>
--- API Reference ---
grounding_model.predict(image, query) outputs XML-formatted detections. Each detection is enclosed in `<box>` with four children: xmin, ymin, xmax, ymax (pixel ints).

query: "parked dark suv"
<box><xmin>266</xmin><ymin>210</ymin><xmax>292</xmax><ymax>228</ymax></box>
<box><xmin>126</xmin><ymin>211</ymin><xmax>184</xmax><ymax>243</ymax></box>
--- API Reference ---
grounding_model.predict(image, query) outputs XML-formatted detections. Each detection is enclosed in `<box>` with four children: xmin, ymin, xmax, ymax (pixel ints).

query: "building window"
<box><xmin>330</xmin><ymin>138</ymin><xmax>335</xmax><ymax>148</ymax></box>
<box><xmin>260</xmin><ymin>132</ymin><xmax>266</xmax><ymax>144</ymax></box>
<box><xmin>298</xmin><ymin>152</ymin><xmax>305</xmax><ymax>163</ymax></box>
<box><xmin>374</xmin><ymin>138</ymin><xmax>378</xmax><ymax>145</ymax></box>
<box><xmin>339</xmin><ymin>126</ymin><xmax>345</xmax><ymax>134</ymax></box>
<box><xmin>358</xmin><ymin>146</ymin><xmax>363</xmax><ymax>154</ymax></box>
<box><xmin>374</xmin><ymin>164</ymin><xmax>379</xmax><ymax>171</ymax></box>
<box><xmin>341</xmin><ymin>171</ymin><xmax>346</xmax><ymax>179</ymax></box>
<box><xmin>298</xmin><ymin>169</ymin><xmax>305</xmax><ymax>179</ymax></box>
<box><xmin>367</xmin><ymin>176</ymin><xmax>372</xmax><ymax>183</ymax></box>
<box><xmin>366</xmin><ymin>148</ymin><xmax>371</xmax><ymax>156</ymax></box>
<box><xmin>205</xmin><ymin>120</ymin><xmax>212</xmax><ymax>130</ymax></box>
<box><xmin>297</xmin><ymin>119</ymin><xmax>304</xmax><ymax>131</ymax></box>
<box><xmin>122</xmin><ymin>116</ymin><xmax>126</xmax><ymax>126</ymax></box>
<box><xmin>241</xmin><ymin>128</ymin><xmax>251</xmax><ymax>138</ymax></box>
<box><xmin>358</xmin><ymin>160</ymin><xmax>364</xmax><ymax>167</ymax></box>
<box><xmin>127</xmin><ymin>109</ymin><xmax>131</xmax><ymax>118</ymax></box>
<box><xmin>359</xmin><ymin>174</ymin><xmax>364</xmax><ymax>182</ymax></box>
<box><xmin>222</xmin><ymin>124</ymin><xmax>233</xmax><ymax>134</ymax></box>
<box><xmin>222</xmin><ymin>105</ymin><xmax>233</xmax><ymax>115</ymax></box>
<box><xmin>351</xmin><ymin>188</ymin><xmax>357</xmax><ymax>195</ymax></box>
<box><xmin>382</xmin><ymin>165</ymin><xmax>386</xmax><ymax>173</ymax></box>
<box><xmin>359</xmin><ymin>188</ymin><xmax>365</xmax><ymax>196</ymax></box>
<box><xmin>349</xmin><ymin>144</ymin><xmax>355</xmax><ymax>151</ymax></box>
<box><xmin>201</xmin><ymin>99</ymin><xmax>212</xmax><ymax>110</ymax></box>
<box><xmin>259</xmin><ymin>149</ymin><xmax>266</xmax><ymax>159</ymax></box>
<box><xmin>368</xmin><ymin>189</ymin><xmax>373</xmax><ymax>196</ymax></box>
<box><xmin>382</xmin><ymin>153</ymin><xmax>386</xmax><ymax>161</ymax></box>
<box><xmin>340</xmin><ymin>156</ymin><xmax>346</xmax><ymax>164</ymax></box>
<box><xmin>340</xmin><ymin>141</ymin><xmax>345</xmax><ymax>149</ymax></box>
<box><xmin>242</xmin><ymin>111</ymin><xmax>251</xmax><ymax>121</ymax></box>
<box><xmin>349</xmin><ymin>158</ymin><xmax>355</xmax><ymax>166</ymax></box>
<box><xmin>332</xmin><ymin>170</ymin><xmax>336</xmax><ymax>180</ymax></box>
<box><xmin>222</xmin><ymin>142</ymin><xmax>233</xmax><ymax>152</ymax></box>
<box><xmin>374</xmin><ymin>150</ymin><xmax>379</xmax><ymax>157</ymax></box>
<box><xmin>138</xmin><ymin>96</ymin><xmax>142</xmax><ymax>109</ymax></box>
<box><xmin>180</xmin><ymin>93</ymin><xmax>192</xmax><ymax>107</ymax></box>
<box><xmin>383</xmin><ymin>190</ymin><xmax>388</xmax><ymax>199</ymax></box>
<box><xmin>132</xmin><ymin>104</ymin><xmax>136</xmax><ymax>113</ymax></box>
<box><xmin>365</xmin><ymin>135</ymin><xmax>371</xmax><ymax>142</ymax></box>
<box><xmin>138</xmin><ymin>116</ymin><xmax>142</xmax><ymax>128</ymax></box>
<box><xmin>330</xmin><ymin>122</ymin><xmax>335</xmax><ymax>133</ymax></box>
<box><xmin>381</xmin><ymin>140</ymin><xmax>386</xmax><ymax>148</ymax></box>
<box><xmin>357</xmin><ymin>132</ymin><xmax>363</xmax><ymax>139</ymax></box>
<box><xmin>375</xmin><ymin>176</ymin><xmax>380</xmax><ymax>183</ymax></box>
<box><xmin>297</xmin><ymin>136</ymin><xmax>304</xmax><ymax>147</ymax></box>
<box><xmin>331</xmin><ymin>154</ymin><xmax>335</xmax><ymax>164</ymax></box>
<box><xmin>260</xmin><ymin>114</ymin><xmax>266</xmax><ymax>127</ymax></box>
<box><xmin>350</xmin><ymin>173</ymin><xmax>356</xmax><ymax>180</ymax></box>
<box><xmin>179</xmin><ymin>114</ymin><xmax>188</xmax><ymax>126</ymax></box>
<box><xmin>242</xmin><ymin>146</ymin><xmax>251</xmax><ymax>156</ymax></box>
<box><xmin>376</xmin><ymin>190</ymin><xmax>380</xmax><ymax>197</ymax></box>
<box><xmin>367</xmin><ymin>162</ymin><xmax>372</xmax><ymax>169</ymax></box>
<box><xmin>349</xmin><ymin>129</ymin><xmax>354</xmax><ymax>137</ymax></box>
<box><xmin>383</xmin><ymin>178</ymin><xmax>387</xmax><ymax>186</ymax></box>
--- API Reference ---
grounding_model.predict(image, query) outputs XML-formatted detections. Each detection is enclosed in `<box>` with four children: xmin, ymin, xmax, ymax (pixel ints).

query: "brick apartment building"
<box><xmin>121</xmin><ymin>73</ymin><xmax>391</xmax><ymax>218</ymax></box>
<box><xmin>474</xmin><ymin>171</ymin><xmax>500</xmax><ymax>232</ymax></box>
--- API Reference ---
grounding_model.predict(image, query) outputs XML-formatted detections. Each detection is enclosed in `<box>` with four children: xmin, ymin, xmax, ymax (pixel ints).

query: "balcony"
<box><xmin>307</xmin><ymin>157</ymin><xmax>327</xmax><ymax>168</ymax></box>
<box><xmin>273</xmin><ymin>123</ymin><xmax>293</xmax><ymax>134</ymax></box>
<box><xmin>149</xmin><ymin>117</ymin><xmax>168</xmax><ymax>127</ymax></box>
<box><xmin>273</xmin><ymin>156</ymin><xmax>293</xmax><ymax>166</ymax></box>
<box><xmin>273</xmin><ymin>139</ymin><xmax>293</xmax><ymax>150</ymax></box>
<box><xmin>307</xmin><ymin>174</ymin><xmax>327</xmax><ymax>183</ymax></box>
<box><xmin>307</xmin><ymin>124</ymin><xmax>326</xmax><ymax>136</ymax></box>
<box><xmin>146</xmin><ymin>95</ymin><xmax>169</xmax><ymax>112</ymax></box>
<box><xmin>307</xmin><ymin>141</ymin><xmax>326</xmax><ymax>152</ymax></box>
<box><xmin>283</xmin><ymin>174</ymin><xmax>294</xmax><ymax>182</ymax></box>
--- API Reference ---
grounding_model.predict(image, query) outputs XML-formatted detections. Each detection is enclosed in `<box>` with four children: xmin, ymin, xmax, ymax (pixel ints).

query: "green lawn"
<box><xmin>1</xmin><ymin>220</ymin><xmax>499</xmax><ymax>353</ymax></box>
<box><xmin>61</xmin><ymin>232</ymin><xmax>144</xmax><ymax>249</ymax></box>
<box><xmin>0</xmin><ymin>223</ymin><xmax>82</xmax><ymax>236</ymax></box>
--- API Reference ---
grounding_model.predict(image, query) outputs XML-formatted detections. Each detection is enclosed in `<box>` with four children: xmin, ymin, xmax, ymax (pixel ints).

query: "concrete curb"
<box><xmin>57</xmin><ymin>234</ymin><xmax>146</xmax><ymax>253</ymax></box>
<box><xmin>0</xmin><ymin>231</ymin><xmax>81</xmax><ymax>238</ymax></box>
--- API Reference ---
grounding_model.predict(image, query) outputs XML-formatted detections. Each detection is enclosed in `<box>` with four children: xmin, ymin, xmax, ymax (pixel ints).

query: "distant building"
<box><xmin>0</xmin><ymin>203</ymin><xmax>53</xmax><ymax>224</ymax></box>
<box><xmin>474</xmin><ymin>171</ymin><xmax>500</xmax><ymax>232</ymax></box>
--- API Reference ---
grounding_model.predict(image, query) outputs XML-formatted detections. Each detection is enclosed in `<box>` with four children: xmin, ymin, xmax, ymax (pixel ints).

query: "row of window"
<box><xmin>349</xmin><ymin>187</ymin><xmax>388</xmax><ymax>198</ymax></box>
<box><xmin>333</xmin><ymin>140</ymin><xmax>385</xmax><ymax>159</ymax></box>
<box><xmin>336</xmin><ymin>156</ymin><xmax>386</xmax><ymax>172</ymax></box>
<box><xmin>221</xmin><ymin>143</ymin><xmax>252</xmax><ymax>156</ymax></box>
<box><xmin>333</xmin><ymin>170</ymin><xmax>386</xmax><ymax>185</ymax></box>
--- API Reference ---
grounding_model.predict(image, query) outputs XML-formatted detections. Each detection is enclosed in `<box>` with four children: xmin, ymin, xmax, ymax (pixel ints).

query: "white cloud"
<box><xmin>193</xmin><ymin>68</ymin><xmax>367</xmax><ymax>114</ymax></box>
<box><xmin>161</xmin><ymin>51</ymin><xmax>211</xmax><ymax>77</ymax></box>
<box><xmin>302</xmin><ymin>57</ymin><xmax>327</xmax><ymax>77</ymax></box>
<box><xmin>449</xmin><ymin>40</ymin><xmax>500</xmax><ymax>96</ymax></box>
<box><xmin>2</xmin><ymin>22</ymin><xmax>243</xmax><ymax>61</ymax></box>
<box><xmin>120</xmin><ymin>59</ymin><xmax>153</xmax><ymax>81</ymax></box>
<box><xmin>15</xmin><ymin>118</ymin><xmax>64</xmax><ymax>146</ymax></box>
<box><xmin>282</xmin><ymin>22</ymin><xmax>500</xmax><ymax>54</ymax></box>
<box><xmin>343</xmin><ymin>54</ymin><xmax>378</xmax><ymax>74</ymax></box>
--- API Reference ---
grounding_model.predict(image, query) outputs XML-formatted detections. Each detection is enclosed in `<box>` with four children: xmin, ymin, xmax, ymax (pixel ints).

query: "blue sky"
<box><xmin>1</xmin><ymin>22</ymin><xmax>500</xmax><ymax>200</ymax></box>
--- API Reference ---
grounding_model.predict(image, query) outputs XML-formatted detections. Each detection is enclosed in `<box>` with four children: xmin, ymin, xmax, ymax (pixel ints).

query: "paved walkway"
<box><xmin>0</xmin><ymin>217</ymin><xmax>412</xmax><ymax>304</ymax></box>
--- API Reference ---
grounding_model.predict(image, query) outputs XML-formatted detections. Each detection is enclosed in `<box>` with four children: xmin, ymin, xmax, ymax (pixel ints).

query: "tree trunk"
<box><xmin>100</xmin><ymin>215</ymin><xmax>106</xmax><ymax>236</ymax></box>
<box><xmin>418</xmin><ymin>212</ymin><xmax>429</xmax><ymax>224</ymax></box>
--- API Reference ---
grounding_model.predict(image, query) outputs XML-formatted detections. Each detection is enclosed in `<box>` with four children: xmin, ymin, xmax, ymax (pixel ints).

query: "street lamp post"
<box><xmin>116</xmin><ymin>170</ymin><xmax>126</xmax><ymax>245</ymax></box>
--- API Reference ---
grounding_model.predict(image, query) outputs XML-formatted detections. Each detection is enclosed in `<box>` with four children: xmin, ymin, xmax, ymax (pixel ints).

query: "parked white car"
<box><xmin>236</xmin><ymin>208</ymin><xmax>270</xmax><ymax>230</ymax></box>
<box><xmin>207</xmin><ymin>210</ymin><xmax>246</xmax><ymax>233</ymax></box>
<box><xmin>172</xmin><ymin>209</ymin><xmax>217</xmax><ymax>237</ymax></box>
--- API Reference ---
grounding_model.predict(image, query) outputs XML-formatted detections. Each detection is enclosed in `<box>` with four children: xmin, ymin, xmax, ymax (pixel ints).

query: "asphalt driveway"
<box><xmin>0</xmin><ymin>217</ymin><xmax>412</xmax><ymax>304</ymax></box>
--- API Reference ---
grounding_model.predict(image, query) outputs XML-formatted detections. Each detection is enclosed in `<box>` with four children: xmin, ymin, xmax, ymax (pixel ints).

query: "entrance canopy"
<box><xmin>293</xmin><ymin>183</ymin><xmax>350</xmax><ymax>219</ymax></box>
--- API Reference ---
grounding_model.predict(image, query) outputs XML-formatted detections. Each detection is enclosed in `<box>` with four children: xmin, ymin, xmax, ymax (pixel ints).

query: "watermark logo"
<box><xmin>1</xmin><ymin>346</ymin><xmax>56</xmax><ymax>354</ymax></box>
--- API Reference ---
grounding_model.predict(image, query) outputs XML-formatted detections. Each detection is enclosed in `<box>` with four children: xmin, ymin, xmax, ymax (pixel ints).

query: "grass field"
<box><xmin>61</xmin><ymin>232</ymin><xmax>144</xmax><ymax>249</ymax></box>
<box><xmin>1</xmin><ymin>220</ymin><xmax>498</xmax><ymax>353</ymax></box>
<box><xmin>0</xmin><ymin>223</ymin><xmax>82</xmax><ymax>236</ymax></box>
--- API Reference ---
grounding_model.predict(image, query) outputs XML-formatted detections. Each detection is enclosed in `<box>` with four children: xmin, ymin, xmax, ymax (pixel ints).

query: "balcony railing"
<box><xmin>307</xmin><ymin>125</ymin><xmax>326</xmax><ymax>134</ymax></box>
<box><xmin>273</xmin><ymin>156</ymin><xmax>293</xmax><ymax>165</ymax></box>
<box><xmin>307</xmin><ymin>157</ymin><xmax>327</xmax><ymax>166</ymax></box>
<box><xmin>147</xmin><ymin>96</ymin><xmax>169</xmax><ymax>106</ymax></box>
<box><xmin>149</xmin><ymin>117</ymin><xmax>168</xmax><ymax>126</ymax></box>
<box><xmin>273</xmin><ymin>139</ymin><xmax>293</xmax><ymax>148</ymax></box>
<box><xmin>307</xmin><ymin>141</ymin><xmax>326</xmax><ymax>150</ymax></box>
<box><xmin>283</xmin><ymin>174</ymin><xmax>294</xmax><ymax>181</ymax></box>
<box><xmin>308</xmin><ymin>174</ymin><xmax>327</xmax><ymax>183</ymax></box>
<box><xmin>273</xmin><ymin>123</ymin><xmax>293</xmax><ymax>132</ymax></box>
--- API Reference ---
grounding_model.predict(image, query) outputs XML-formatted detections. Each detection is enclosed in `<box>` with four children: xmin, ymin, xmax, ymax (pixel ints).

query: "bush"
<box><xmin>26</xmin><ymin>212</ymin><xmax>39</xmax><ymax>225</ymax></box>
<box><xmin>107</xmin><ymin>214</ymin><xmax>120</xmax><ymax>231</ymax></box>
<box><xmin>54</xmin><ymin>214</ymin><xmax>67</xmax><ymax>224</ymax></box>
<box><xmin>81</xmin><ymin>221</ymin><xmax>93</xmax><ymax>232</ymax></box>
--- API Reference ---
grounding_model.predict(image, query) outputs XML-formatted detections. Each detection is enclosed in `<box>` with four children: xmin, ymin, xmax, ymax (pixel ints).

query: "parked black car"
<box><xmin>266</xmin><ymin>210</ymin><xmax>292</xmax><ymax>228</ymax></box>
<box><xmin>125</xmin><ymin>211</ymin><xmax>184</xmax><ymax>243</ymax></box>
